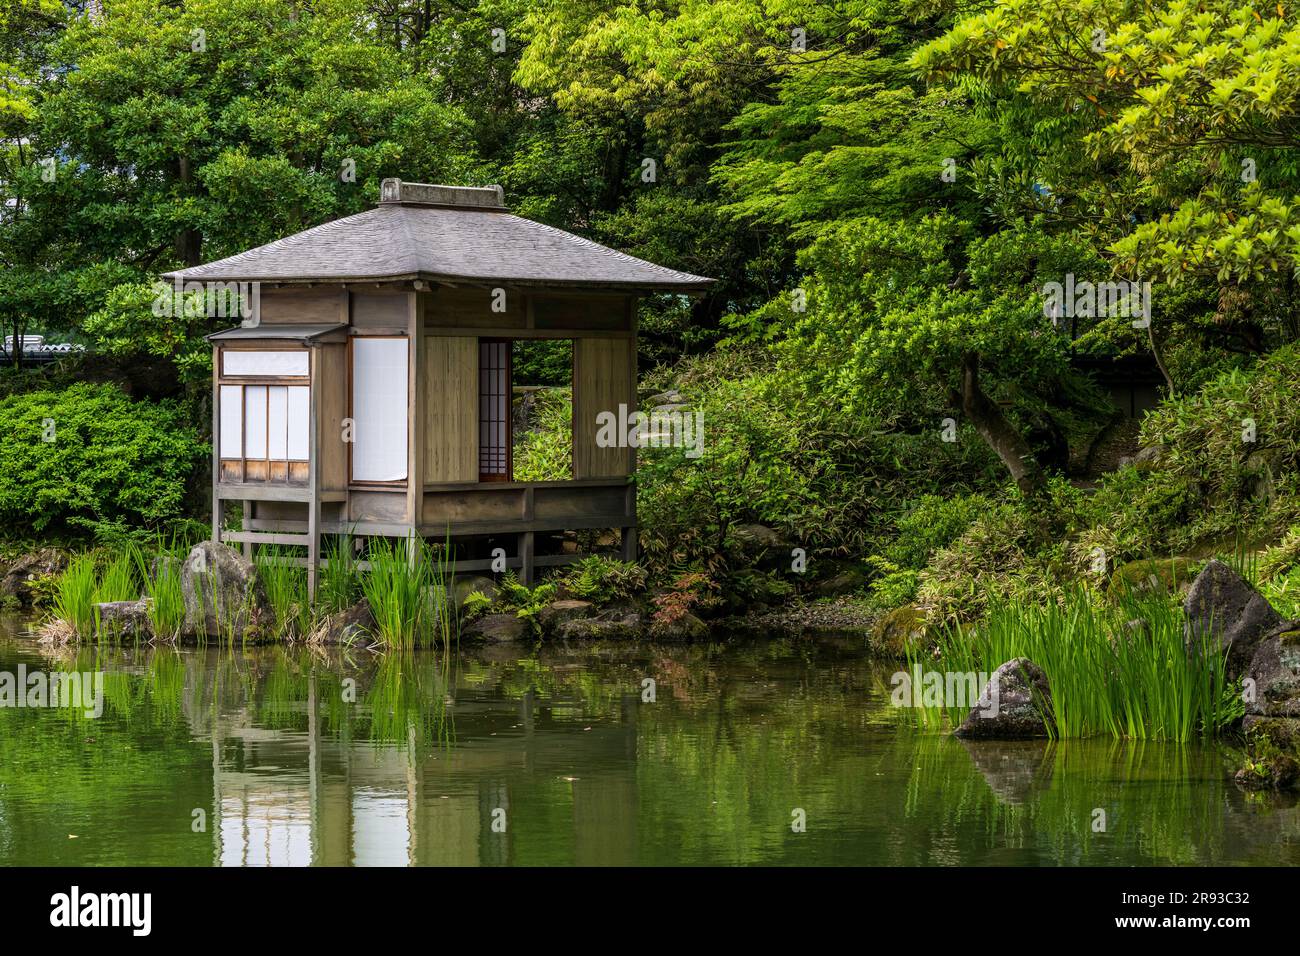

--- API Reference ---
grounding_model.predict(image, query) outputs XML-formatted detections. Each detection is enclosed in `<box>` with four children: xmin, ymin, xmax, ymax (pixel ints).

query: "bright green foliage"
<box><xmin>0</xmin><ymin>384</ymin><xmax>205</xmax><ymax>537</ymax></box>
<box><xmin>561</xmin><ymin>555</ymin><xmax>647</xmax><ymax>604</ymax></box>
<box><xmin>638</xmin><ymin>349</ymin><xmax>1002</xmax><ymax>571</ymax></box>
<box><xmin>360</xmin><ymin>537</ymin><xmax>455</xmax><ymax>650</ymax></box>
<box><xmin>917</xmin><ymin>1</ymin><xmax>1300</xmax><ymax>288</ymax></box>
<box><xmin>51</xmin><ymin>553</ymin><xmax>97</xmax><ymax>638</ymax></box>
<box><xmin>256</xmin><ymin>548</ymin><xmax>312</xmax><ymax>641</ymax></box>
<box><xmin>512</xmin><ymin>387</ymin><xmax>573</xmax><ymax>482</ymax></box>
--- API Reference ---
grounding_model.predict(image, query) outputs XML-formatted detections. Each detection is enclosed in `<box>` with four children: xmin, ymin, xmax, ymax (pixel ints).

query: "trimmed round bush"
<box><xmin>0</xmin><ymin>383</ymin><xmax>206</xmax><ymax>536</ymax></box>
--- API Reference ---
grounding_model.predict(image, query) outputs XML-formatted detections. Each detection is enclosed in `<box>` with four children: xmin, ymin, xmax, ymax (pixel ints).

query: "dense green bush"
<box><xmin>513</xmin><ymin>387</ymin><xmax>573</xmax><ymax>482</ymax></box>
<box><xmin>912</xmin><ymin>346</ymin><xmax>1300</xmax><ymax>621</ymax></box>
<box><xmin>637</xmin><ymin>349</ymin><xmax>1003</xmax><ymax>574</ymax></box>
<box><xmin>0</xmin><ymin>383</ymin><xmax>206</xmax><ymax>538</ymax></box>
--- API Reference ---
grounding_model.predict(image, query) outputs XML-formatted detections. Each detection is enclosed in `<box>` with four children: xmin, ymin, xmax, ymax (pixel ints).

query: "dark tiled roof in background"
<box><xmin>165</xmin><ymin>182</ymin><xmax>714</xmax><ymax>292</ymax></box>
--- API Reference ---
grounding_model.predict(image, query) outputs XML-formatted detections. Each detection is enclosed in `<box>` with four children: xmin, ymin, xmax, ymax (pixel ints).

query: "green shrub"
<box><xmin>561</xmin><ymin>555</ymin><xmax>646</xmax><ymax>604</ymax></box>
<box><xmin>885</xmin><ymin>494</ymin><xmax>990</xmax><ymax>571</ymax></box>
<box><xmin>0</xmin><ymin>383</ymin><xmax>205</xmax><ymax>538</ymax></box>
<box><xmin>513</xmin><ymin>387</ymin><xmax>572</xmax><ymax>481</ymax></box>
<box><xmin>638</xmin><ymin>350</ymin><xmax>1002</xmax><ymax>573</ymax></box>
<box><xmin>865</xmin><ymin>558</ymin><xmax>920</xmax><ymax>608</ymax></box>
<box><xmin>494</xmin><ymin>572</ymin><xmax>558</xmax><ymax>636</ymax></box>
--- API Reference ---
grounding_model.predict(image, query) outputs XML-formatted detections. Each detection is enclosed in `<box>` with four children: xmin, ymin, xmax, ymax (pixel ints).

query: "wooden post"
<box><xmin>519</xmin><ymin>531</ymin><xmax>535</xmax><ymax>586</ymax></box>
<box><xmin>241</xmin><ymin>502</ymin><xmax>253</xmax><ymax>561</ymax></box>
<box><xmin>307</xmin><ymin>346</ymin><xmax>321</xmax><ymax>602</ymax></box>
<box><xmin>406</xmin><ymin>289</ymin><xmax>424</xmax><ymax>567</ymax></box>
<box><xmin>621</xmin><ymin>482</ymin><xmax>637</xmax><ymax>562</ymax></box>
<box><xmin>211</xmin><ymin>344</ymin><xmax>221</xmax><ymax>544</ymax></box>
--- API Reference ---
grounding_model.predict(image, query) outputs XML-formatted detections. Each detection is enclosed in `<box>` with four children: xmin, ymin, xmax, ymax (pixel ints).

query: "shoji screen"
<box><xmin>351</xmin><ymin>337</ymin><xmax>409</xmax><ymax>482</ymax></box>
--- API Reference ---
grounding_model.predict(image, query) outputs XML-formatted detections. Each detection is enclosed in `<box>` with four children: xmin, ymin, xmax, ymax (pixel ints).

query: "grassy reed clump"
<box><xmin>933</xmin><ymin>588</ymin><xmax>1239</xmax><ymax>742</ymax></box>
<box><xmin>255</xmin><ymin>547</ymin><xmax>311</xmax><ymax>641</ymax></box>
<box><xmin>133</xmin><ymin>539</ymin><xmax>187</xmax><ymax>640</ymax></box>
<box><xmin>360</xmin><ymin>536</ymin><xmax>455</xmax><ymax>650</ymax></box>
<box><xmin>52</xmin><ymin>553</ymin><xmax>97</xmax><ymax>637</ymax></box>
<box><xmin>319</xmin><ymin>534</ymin><xmax>360</xmax><ymax>614</ymax></box>
<box><xmin>93</xmin><ymin>549</ymin><xmax>138</xmax><ymax>605</ymax></box>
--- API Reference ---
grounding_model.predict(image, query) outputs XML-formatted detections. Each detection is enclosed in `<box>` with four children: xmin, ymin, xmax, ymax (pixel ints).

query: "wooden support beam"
<box><xmin>307</xmin><ymin>345</ymin><xmax>322</xmax><ymax>603</ymax></box>
<box><xmin>221</xmin><ymin>531</ymin><xmax>313</xmax><ymax>547</ymax></box>
<box><xmin>519</xmin><ymin>530</ymin><xmax>535</xmax><ymax>586</ymax></box>
<box><xmin>241</xmin><ymin>502</ymin><xmax>253</xmax><ymax>560</ymax></box>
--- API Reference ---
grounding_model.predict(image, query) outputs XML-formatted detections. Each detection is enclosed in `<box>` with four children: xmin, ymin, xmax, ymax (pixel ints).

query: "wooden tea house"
<box><xmin>165</xmin><ymin>180</ymin><xmax>713</xmax><ymax>596</ymax></box>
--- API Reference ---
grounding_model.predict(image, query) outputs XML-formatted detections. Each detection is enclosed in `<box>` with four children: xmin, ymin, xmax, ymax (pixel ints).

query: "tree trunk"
<box><xmin>954</xmin><ymin>353</ymin><xmax>1044</xmax><ymax>496</ymax></box>
<box><xmin>176</xmin><ymin>156</ymin><xmax>203</xmax><ymax>267</ymax></box>
<box><xmin>1147</xmin><ymin>319</ymin><xmax>1175</xmax><ymax>398</ymax></box>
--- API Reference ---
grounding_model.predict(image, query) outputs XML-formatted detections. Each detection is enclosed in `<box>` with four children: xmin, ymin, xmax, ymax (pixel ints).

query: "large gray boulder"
<box><xmin>953</xmin><ymin>658</ymin><xmax>1054</xmax><ymax>739</ymax></box>
<box><xmin>464</xmin><ymin>612</ymin><xmax>529</xmax><ymax>643</ymax></box>
<box><xmin>649</xmin><ymin>611</ymin><xmax>708</xmax><ymax>642</ymax></box>
<box><xmin>307</xmin><ymin>599</ymin><xmax>375</xmax><ymax>646</ymax></box>
<box><xmin>729</xmin><ymin>523</ymin><xmax>793</xmax><ymax>568</ymax></box>
<box><xmin>451</xmin><ymin>574</ymin><xmax>498</xmax><ymax>610</ymax></box>
<box><xmin>1184</xmin><ymin>559</ymin><xmax>1283</xmax><ymax>676</ymax></box>
<box><xmin>555</xmin><ymin>605</ymin><xmax>647</xmax><ymax>641</ymax></box>
<box><xmin>94</xmin><ymin>599</ymin><xmax>151</xmax><ymax>637</ymax></box>
<box><xmin>0</xmin><ymin>548</ymin><xmax>68</xmax><ymax>608</ymax></box>
<box><xmin>1245</xmin><ymin>625</ymin><xmax>1300</xmax><ymax>719</ymax></box>
<box><xmin>180</xmin><ymin>542</ymin><xmax>272</xmax><ymax>639</ymax></box>
<box><xmin>537</xmin><ymin>599</ymin><xmax>595</xmax><ymax>637</ymax></box>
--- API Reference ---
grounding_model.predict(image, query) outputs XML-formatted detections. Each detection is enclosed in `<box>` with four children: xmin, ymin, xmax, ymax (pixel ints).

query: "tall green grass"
<box><xmin>93</xmin><ymin>549</ymin><xmax>138</xmax><ymax>604</ymax></box>
<box><xmin>133</xmin><ymin>539</ymin><xmax>187</xmax><ymax>640</ymax></box>
<box><xmin>319</xmin><ymin>534</ymin><xmax>360</xmax><ymax>614</ymax></box>
<box><xmin>255</xmin><ymin>547</ymin><xmax>311</xmax><ymax>641</ymax></box>
<box><xmin>52</xmin><ymin>554</ymin><xmax>98</xmax><ymax>637</ymax></box>
<box><xmin>933</xmin><ymin>589</ymin><xmax>1239</xmax><ymax>742</ymax></box>
<box><xmin>360</xmin><ymin>536</ymin><xmax>455</xmax><ymax>650</ymax></box>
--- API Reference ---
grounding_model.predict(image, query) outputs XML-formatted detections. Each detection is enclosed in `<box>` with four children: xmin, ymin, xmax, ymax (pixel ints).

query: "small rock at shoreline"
<box><xmin>953</xmin><ymin>658</ymin><xmax>1054</xmax><ymax>740</ymax></box>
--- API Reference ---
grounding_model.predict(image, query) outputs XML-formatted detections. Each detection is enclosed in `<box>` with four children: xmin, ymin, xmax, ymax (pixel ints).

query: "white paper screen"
<box><xmin>244</xmin><ymin>385</ymin><xmax>268</xmax><ymax>459</ymax></box>
<box><xmin>287</xmin><ymin>386</ymin><xmax>309</xmax><ymax>461</ymax></box>
<box><xmin>222</xmin><ymin>350</ymin><xmax>309</xmax><ymax>377</ymax></box>
<box><xmin>351</xmin><ymin>338</ymin><xmax>408</xmax><ymax>481</ymax></box>
<box><xmin>219</xmin><ymin>385</ymin><xmax>242</xmax><ymax>458</ymax></box>
<box><xmin>267</xmin><ymin>386</ymin><xmax>288</xmax><ymax>460</ymax></box>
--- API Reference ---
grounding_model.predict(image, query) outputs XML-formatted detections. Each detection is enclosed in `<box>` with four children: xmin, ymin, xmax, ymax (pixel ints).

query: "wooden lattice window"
<box><xmin>217</xmin><ymin>349</ymin><xmax>310</xmax><ymax>485</ymax></box>
<box><xmin>479</xmin><ymin>338</ymin><xmax>511</xmax><ymax>481</ymax></box>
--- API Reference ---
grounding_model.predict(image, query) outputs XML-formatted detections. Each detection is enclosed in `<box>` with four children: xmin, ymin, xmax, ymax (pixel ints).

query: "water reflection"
<box><xmin>0</xmin><ymin>615</ymin><xmax>1296</xmax><ymax>866</ymax></box>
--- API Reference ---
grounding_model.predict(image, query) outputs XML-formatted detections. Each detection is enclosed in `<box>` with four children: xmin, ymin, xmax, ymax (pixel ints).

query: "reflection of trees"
<box><xmin>0</xmin><ymin>631</ymin><xmax>1296</xmax><ymax>866</ymax></box>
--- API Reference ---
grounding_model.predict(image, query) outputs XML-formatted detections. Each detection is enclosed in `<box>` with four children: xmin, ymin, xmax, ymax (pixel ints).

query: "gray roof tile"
<box><xmin>164</xmin><ymin>203</ymin><xmax>714</xmax><ymax>291</ymax></box>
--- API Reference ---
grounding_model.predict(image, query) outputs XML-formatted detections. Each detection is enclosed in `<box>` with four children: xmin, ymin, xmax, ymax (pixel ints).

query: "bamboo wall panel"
<box><xmin>423</xmin><ymin>335</ymin><xmax>479</xmax><ymax>482</ymax></box>
<box><xmin>318</xmin><ymin>342</ymin><xmax>349</xmax><ymax>491</ymax></box>
<box><xmin>573</xmin><ymin>337</ymin><xmax>635</xmax><ymax>478</ymax></box>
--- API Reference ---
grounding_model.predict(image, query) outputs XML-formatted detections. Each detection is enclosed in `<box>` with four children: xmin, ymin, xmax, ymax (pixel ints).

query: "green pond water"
<box><xmin>0</xmin><ymin>613</ymin><xmax>1296</xmax><ymax>866</ymax></box>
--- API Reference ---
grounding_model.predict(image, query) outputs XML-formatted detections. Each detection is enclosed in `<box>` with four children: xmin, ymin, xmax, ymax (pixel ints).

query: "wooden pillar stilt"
<box><xmin>241</xmin><ymin>502</ymin><xmax>253</xmax><ymax>561</ymax></box>
<box><xmin>307</xmin><ymin>496</ymin><xmax>320</xmax><ymax>603</ymax></box>
<box><xmin>621</xmin><ymin>526</ymin><xmax>638</xmax><ymax>563</ymax></box>
<box><xmin>519</xmin><ymin>531</ymin><xmax>535</xmax><ymax>586</ymax></box>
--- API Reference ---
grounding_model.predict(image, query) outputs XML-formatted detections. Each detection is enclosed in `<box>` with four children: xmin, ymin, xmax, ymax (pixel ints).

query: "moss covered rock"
<box><xmin>1107</xmin><ymin>557</ymin><xmax>1199</xmax><ymax>596</ymax></box>
<box><xmin>869</xmin><ymin>604</ymin><xmax>926</xmax><ymax>658</ymax></box>
<box><xmin>1237</xmin><ymin>715</ymin><xmax>1300</xmax><ymax>790</ymax></box>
